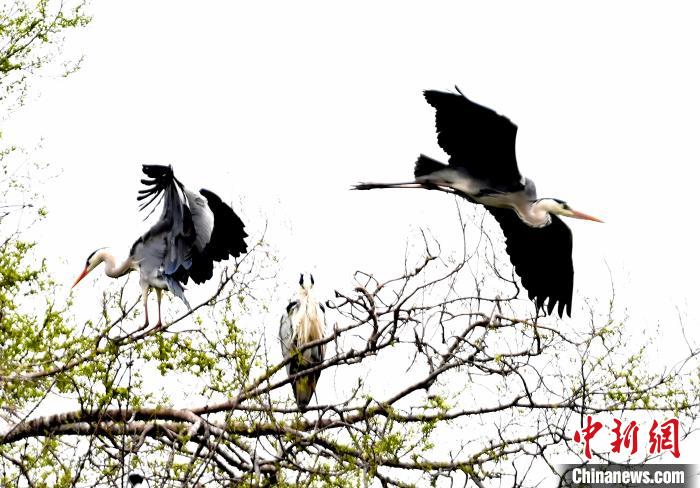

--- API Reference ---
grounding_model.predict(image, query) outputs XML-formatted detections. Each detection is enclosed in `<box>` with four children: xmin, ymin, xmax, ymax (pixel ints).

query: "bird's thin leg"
<box><xmin>141</xmin><ymin>286</ymin><xmax>150</xmax><ymax>329</ymax></box>
<box><xmin>155</xmin><ymin>289</ymin><xmax>163</xmax><ymax>329</ymax></box>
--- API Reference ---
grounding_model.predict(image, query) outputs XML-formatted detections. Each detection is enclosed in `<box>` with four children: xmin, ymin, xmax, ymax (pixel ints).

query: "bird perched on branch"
<box><xmin>72</xmin><ymin>164</ymin><xmax>248</xmax><ymax>328</ymax></box>
<box><xmin>279</xmin><ymin>273</ymin><xmax>326</xmax><ymax>409</ymax></box>
<box><xmin>354</xmin><ymin>87</ymin><xmax>602</xmax><ymax>317</ymax></box>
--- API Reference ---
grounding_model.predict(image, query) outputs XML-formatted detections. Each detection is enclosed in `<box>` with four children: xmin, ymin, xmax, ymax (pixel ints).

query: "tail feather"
<box><xmin>165</xmin><ymin>276</ymin><xmax>192</xmax><ymax>311</ymax></box>
<box><xmin>293</xmin><ymin>374</ymin><xmax>319</xmax><ymax>410</ymax></box>
<box><xmin>414</xmin><ymin>154</ymin><xmax>448</xmax><ymax>178</ymax></box>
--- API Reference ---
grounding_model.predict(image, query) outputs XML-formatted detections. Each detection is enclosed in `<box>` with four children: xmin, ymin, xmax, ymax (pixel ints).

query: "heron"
<box><xmin>72</xmin><ymin>164</ymin><xmax>248</xmax><ymax>328</ymax></box>
<box><xmin>353</xmin><ymin>88</ymin><xmax>602</xmax><ymax>317</ymax></box>
<box><xmin>279</xmin><ymin>273</ymin><xmax>326</xmax><ymax>409</ymax></box>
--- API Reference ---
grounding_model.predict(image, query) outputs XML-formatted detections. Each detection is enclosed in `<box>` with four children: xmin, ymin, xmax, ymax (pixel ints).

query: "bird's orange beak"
<box><xmin>571</xmin><ymin>209</ymin><xmax>604</xmax><ymax>223</ymax></box>
<box><xmin>72</xmin><ymin>266</ymin><xmax>90</xmax><ymax>289</ymax></box>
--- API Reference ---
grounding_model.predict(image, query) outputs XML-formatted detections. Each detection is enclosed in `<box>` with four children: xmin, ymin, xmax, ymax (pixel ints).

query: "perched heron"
<box><xmin>354</xmin><ymin>88</ymin><xmax>602</xmax><ymax>317</ymax></box>
<box><xmin>279</xmin><ymin>273</ymin><xmax>326</xmax><ymax>409</ymax></box>
<box><xmin>72</xmin><ymin>164</ymin><xmax>248</xmax><ymax>328</ymax></box>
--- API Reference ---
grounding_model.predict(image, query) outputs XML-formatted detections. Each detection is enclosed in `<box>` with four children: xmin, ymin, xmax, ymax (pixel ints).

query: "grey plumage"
<box><xmin>279</xmin><ymin>274</ymin><xmax>326</xmax><ymax>409</ymax></box>
<box><xmin>353</xmin><ymin>88</ymin><xmax>602</xmax><ymax>317</ymax></box>
<box><xmin>73</xmin><ymin>164</ymin><xmax>247</xmax><ymax>328</ymax></box>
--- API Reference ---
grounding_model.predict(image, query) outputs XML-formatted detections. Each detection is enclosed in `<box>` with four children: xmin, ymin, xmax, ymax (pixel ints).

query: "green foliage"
<box><xmin>0</xmin><ymin>7</ymin><xmax>698</xmax><ymax>480</ymax></box>
<box><xmin>0</xmin><ymin>0</ymin><xmax>90</xmax><ymax>109</ymax></box>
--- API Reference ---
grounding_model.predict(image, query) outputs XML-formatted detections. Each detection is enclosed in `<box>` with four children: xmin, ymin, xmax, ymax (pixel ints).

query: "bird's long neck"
<box><xmin>96</xmin><ymin>250</ymin><xmax>133</xmax><ymax>278</ymax></box>
<box><xmin>515</xmin><ymin>201</ymin><xmax>552</xmax><ymax>228</ymax></box>
<box><xmin>296</xmin><ymin>288</ymin><xmax>323</xmax><ymax>344</ymax></box>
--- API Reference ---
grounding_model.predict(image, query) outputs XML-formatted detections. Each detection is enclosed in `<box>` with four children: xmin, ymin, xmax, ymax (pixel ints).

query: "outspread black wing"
<box><xmin>134</xmin><ymin>165</ymin><xmax>247</xmax><ymax>286</ymax></box>
<box><xmin>185</xmin><ymin>189</ymin><xmax>248</xmax><ymax>284</ymax></box>
<box><xmin>424</xmin><ymin>88</ymin><xmax>522</xmax><ymax>191</ymax></box>
<box><xmin>487</xmin><ymin>208</ymin><xmax>573</xmax><ymax>317</ymax></box>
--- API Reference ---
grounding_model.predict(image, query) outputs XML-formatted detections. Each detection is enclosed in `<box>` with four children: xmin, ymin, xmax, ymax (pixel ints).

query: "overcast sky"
<box><xmin>5</xmin><ymin>0</ymin><xmax>700</xmax><ymax>470</ymax></box>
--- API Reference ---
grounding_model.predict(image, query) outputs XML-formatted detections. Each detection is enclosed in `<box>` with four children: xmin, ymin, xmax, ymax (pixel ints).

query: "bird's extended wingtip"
<box><xmin>423</xmin><ymin>86</ymin><xmax>465</xmax><ymax>108</ymax></box>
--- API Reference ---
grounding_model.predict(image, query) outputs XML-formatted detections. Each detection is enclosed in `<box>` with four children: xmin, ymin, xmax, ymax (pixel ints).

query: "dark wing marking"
<box><xmin>487</xmin><ymin>208</ymin><xmax>573</xmax><ymax>317</ymax></box>
<box><xmin>135</xmin><ymin>165</ymin><xmax>248</xmax><ymax>286</ymax></box>
<box><xmin>424</xmin><ymin>89</ymin><xmax>522</xmax><ymax>190</ymax></box>
<box><xmin>199</xmin><ymin>190</ymin><xmax>247</xmax><ymax>261</ymax></box>
<box><xmin>182</xmin><ymin>189</ymin><xmax>248</xmax><ymax>284</ymax></box>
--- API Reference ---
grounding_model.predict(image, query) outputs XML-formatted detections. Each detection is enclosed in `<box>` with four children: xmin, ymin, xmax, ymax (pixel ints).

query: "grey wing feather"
<box><xmin>135</xmin><ymin>165</ymin><xmax>206</xmax><ymax>278</ymax></box>
<box><xmin>184</xmin><ymin>189</ymin><xmax>214</xmax><ymax>251</ymax></box>
<box><xmin>163</xmin><ymin>183</ymin><xmax>193</xmax><ymax>274</ymax></box>
<box><xmin>136</xmin><ymin>165</ymin><xmax>248</xmax><ymax>287</ymax></box>
<box><xmin>279</xmin><ymin>302</ymin><xmax>297</xmax><ymax>376</ymax></box>
<box><xmin>165</xmin><ymin>276</ymin><xmax>191</xmax><ymax>310</ymax></box>
<box><xmin>131</xmin><ymin>232</ymin><xmax>167</xmax><ymax>268</ymax></box>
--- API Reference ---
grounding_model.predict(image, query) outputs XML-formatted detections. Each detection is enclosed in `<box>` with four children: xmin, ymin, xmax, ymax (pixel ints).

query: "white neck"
<box><xmin>514</xmin><ymin>200</ymin><xmax>553</xmax><ymax>228</ymax></box>
<box><xmin>95</xmin><ymin>250</ymin><xmax>134</xmax><ymax>278</ymax></box>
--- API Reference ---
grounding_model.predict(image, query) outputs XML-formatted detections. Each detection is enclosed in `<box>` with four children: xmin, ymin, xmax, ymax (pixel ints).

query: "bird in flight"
<box><xmin>279</xmin><ymin>273</ymin><xmax>326</xmax><ymax>409</ymax></box>
<box><xmin>72</xmin><ymin>164</ymin><xmax>248</xmax><ymax>328</ymax></box>
<box><xmin>354</xmin><ymin>88</ymin><xmax>602</xmax><ymax>317</ymax></box>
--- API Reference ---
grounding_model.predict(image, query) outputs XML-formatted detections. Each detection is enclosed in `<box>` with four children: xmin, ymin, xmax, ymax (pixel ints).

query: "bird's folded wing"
<box><xmin>279</xmin><ymin>308</ymin><xmax>296</xmax><ymax>376</ymax></box>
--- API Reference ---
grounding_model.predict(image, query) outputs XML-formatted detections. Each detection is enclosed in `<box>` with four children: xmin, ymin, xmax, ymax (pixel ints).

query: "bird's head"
<box><xmin>298</xmin><ymin>272</ymin><xmax>315</xmax><ymax>291</ymax></box>
<box><xmin>72</xmin><ymin>248</ymin><xmax>104</xmax><ymax>288</ymax></box>
<box><xmin>536</xmin><ymin>198</ymin><xmax>603</xmax><ymax>223</ymax></box>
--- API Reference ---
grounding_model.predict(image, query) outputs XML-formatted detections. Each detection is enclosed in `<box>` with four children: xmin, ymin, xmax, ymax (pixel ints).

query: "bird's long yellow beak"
<box><xmin>72</xmin><ymin>266</ymin><xmax>90</xmax><ymax>289</ymax></box>
<box><xmin>571</xmin><ymin>209</ymin><xmax>604</xmax><ymax>223</ymax></box>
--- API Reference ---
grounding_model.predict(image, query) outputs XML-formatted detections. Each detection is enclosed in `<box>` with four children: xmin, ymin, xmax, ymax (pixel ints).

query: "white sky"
<box><xmin>4</xmin><ymin>0</ymin><xmax>700</xmax><ymax>478</ymax></box>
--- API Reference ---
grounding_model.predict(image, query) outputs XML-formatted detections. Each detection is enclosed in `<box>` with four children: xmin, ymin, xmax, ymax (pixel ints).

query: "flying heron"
<box><xmin>72</xmin><ymin>164</ymin><xmax>248</xmax><ymax>328</ymax></box>
<box><xmin>279</xmin><ymin>273</ymin><xmax>326</xmax><ymax>409</ymax></box>
<box><xmin>354</xmin><ymin>88</ymin><xmax>602</xmax><ymax>317</ymax></box>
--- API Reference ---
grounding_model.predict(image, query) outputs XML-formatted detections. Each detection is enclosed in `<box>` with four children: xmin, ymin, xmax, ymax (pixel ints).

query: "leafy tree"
<box><xmin>0</xmin><ymin>0</ymin><xmax>90</xmax><ymax>110</ymax></box>
<box><xmin>0</xmin><ymin>4</ymin><xmax>698</xmax><ymax>485</ymax></box>
<box><xmin>1</xmin><ymin>201</ymin><xmax>698</xmax><ymax>487</ymax></box>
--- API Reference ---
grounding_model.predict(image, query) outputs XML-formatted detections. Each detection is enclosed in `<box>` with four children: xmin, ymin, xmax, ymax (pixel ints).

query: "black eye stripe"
<box><xmin>85</xmin><ymin>248</ymin><xmax>105</xmax><ymax>265</ymax></box>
